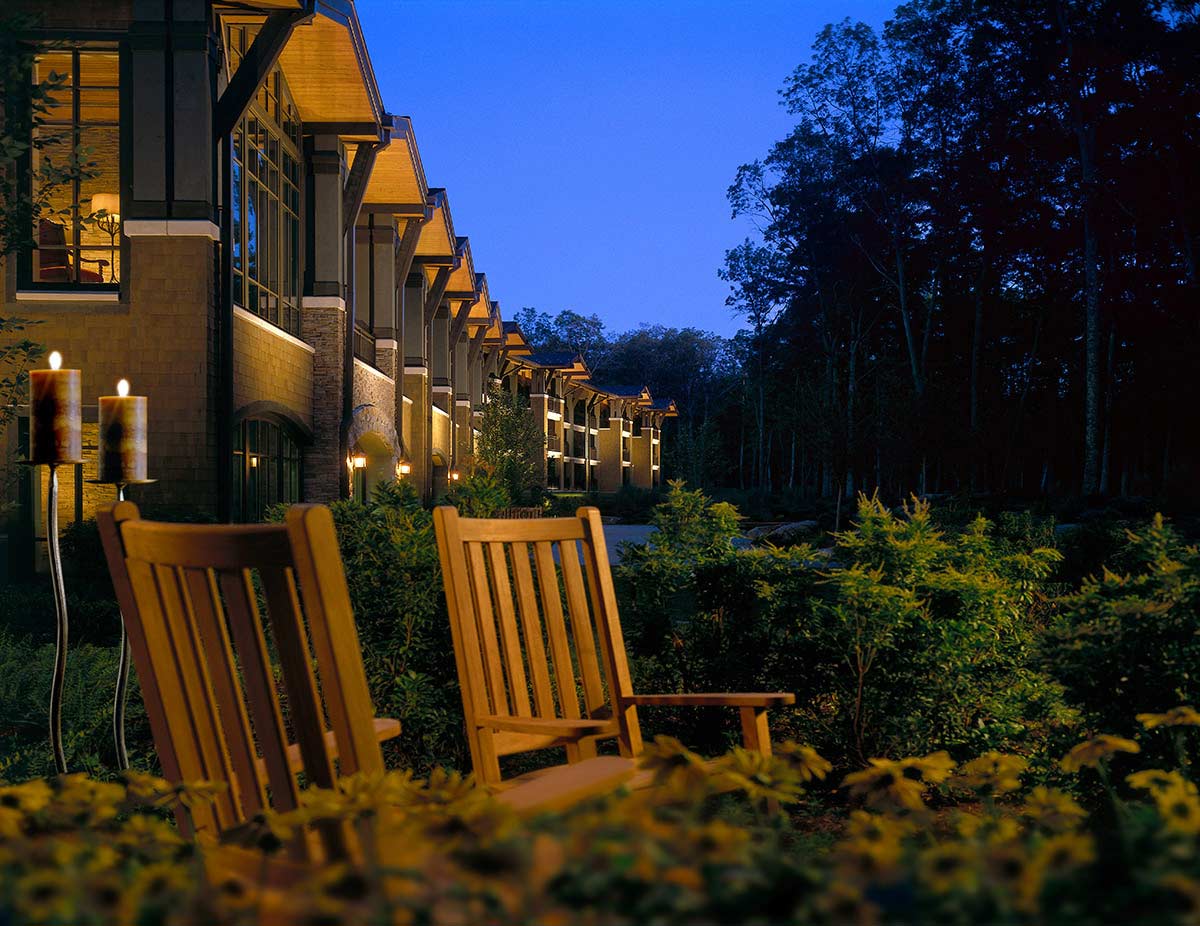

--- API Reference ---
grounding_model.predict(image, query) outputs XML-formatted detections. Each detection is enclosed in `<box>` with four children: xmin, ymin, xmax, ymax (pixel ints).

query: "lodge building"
<box><xmin>0</xmin><ymin>0</ymin><xmax>673</xmax><ymax>570</ymax></box>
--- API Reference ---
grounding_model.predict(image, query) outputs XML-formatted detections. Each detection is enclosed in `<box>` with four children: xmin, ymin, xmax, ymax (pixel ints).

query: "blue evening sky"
<box><xmin>357</xmin><ymin>0</ymin><xmax>896</xmax><ymax>338</ymax></box>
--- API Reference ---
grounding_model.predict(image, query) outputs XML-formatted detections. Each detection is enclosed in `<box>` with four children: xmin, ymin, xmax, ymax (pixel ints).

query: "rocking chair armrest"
<box><xmin>77</xmin><ymin>256</ymin><xmax>110</xmax><ymax>267</ymax></box>
<box><xmin>477</xmin><ymin>715</ymin><xmax>618</xmax><ymax>738</ymax></box>
<box><xmin>625</xmin><ymin>692</ymin><xmax>796</xmax><ymax>709</ymax></box>
<box><xmin>254</xmin><ymin>716</ymin><xmax>401</xmax><ymax>777</ymax></box>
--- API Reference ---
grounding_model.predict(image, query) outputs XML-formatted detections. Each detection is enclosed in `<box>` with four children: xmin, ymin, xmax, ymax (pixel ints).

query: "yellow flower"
<box><xmin>1022</xmin><ymin>787</ymin><xmax>1087</xmax><ymax>830</ymax></box>
<box><xmin>833</xmin><ymin>835</ymin><xmax>904</xmax><ymax>883</ymax></box>
<box><xmin>1127</xmin><ymin>769</ymin><xmax>1196</xmax><ymax>796</ymax></box>
<box><xmin>815</xmin><ymin>882</ymin><xmax>881</xmax><ymax>926</ymax></box>
<box><xmin>0</xmin><ymin>779</ymin><xmax>52</xmax><ymax>814</ymax></box>
<box><xmin>844</xmin><ymin>752</ymin><xmax>953</xmax><ymax>811</ymax></box>
<box><xmin>83</xmin><ymin>872</ymin><xmax>132</xmax><ymax>923</ymax></box>
<box><xmin>15</xmin><ymin>868</ymin><xmax>73</xmax><ymax>923</ymax></box>
<box><xmin>844</xmin><ymin>810</ymin><xmax>915</xmax><ymax>843</ymax></box>
<box><xmin>1033</xmin><ymin>832</ymin><xmax>1095</xmax><ymax>875</ymax></box>
<box><xmin>956</xmin><ymin>752</ymin><xmax>1029</xmax><ymax>796</ymax></box>
<box><xmin>1154</xmin><ymin>784</ymin><xmax>1200</xmax><ymax>836</ymax></box>
<box><xmin>127</xmin><ymin>860</ymin><xmax>194</xmax><ymax>911</ymax></box>
<box><xmin>918</xmin><ymin>842</ymin><xmax>977</xmax><ymax>895</ymax></box>
<box><xmin>955</xmin><ymin>811</ymin><xmax>1021</xmax><ymax>843</ymax></box>
<box><xmin>1160</xmin><ymin>874</ymin><xmax>1200</xmax><ymax>926</ymax></box>
<box><xmin>662</xmin><ymin>865</ymin><xmax>703</xmax><ymax>890</ymax></box>
<box><xmin>775</xmin><ymin>741</ymin><xmax>833</xmax><ymax>782</ymax></box>
<box><xmin>715</xmin><ymin>748</ymin><xmax>805</xmax><ymax>804</ymax></box>
<box><xmin>1138</xmin><ymin>706</ymin><xmax>1200</xmax><ymax>729</ymax></box>
<box><xmin>1060</xmin><ymin>735</ymin><xmax>1141</xmax><ymax>772</ymax></box>
<box><xmin>639</xmin><ymin>736</ymin><xmax>713</xmax><ymax>795</ymax></box>
<box><xmin>0</xmin><ymin>807</ymin><xmax>23</xmax><ymax>839</ymax></box>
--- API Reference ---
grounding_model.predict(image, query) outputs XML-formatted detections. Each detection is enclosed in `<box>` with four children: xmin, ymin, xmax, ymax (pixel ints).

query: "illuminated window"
<box><xmin>232</xmin><ymin>418</ymin><xmax>302</xmax><ymax>521</ymax></box>
<box><xmin>227</xmin><ymin>25</ymin><xmax>302</xmax><ymax>335</ymax></box>
<box><xmin>24</xmin><ymin>49</ymin><xmax>121</xmax><ymax>289</ymax></box>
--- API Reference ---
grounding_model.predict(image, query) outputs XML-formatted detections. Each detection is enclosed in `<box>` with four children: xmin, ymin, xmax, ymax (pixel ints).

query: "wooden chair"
<box><xmin>97</xmin><ymin>502</ymin><xmax>400</xmax><ymax>863</ymax></box>
<box><xmin>37</xmin><ymin>219</ymin><xmax>108</xmax><ymax>283</ymax></box>
<box><xmin>433</xmin><ymin>505</ymin><xmax>796</xmax><ymax>804</ymax></box>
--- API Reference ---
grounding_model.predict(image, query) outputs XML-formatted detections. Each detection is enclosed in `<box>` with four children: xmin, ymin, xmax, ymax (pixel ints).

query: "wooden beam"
<box><xmin>343</xmin><ymin>142</ymin><xmax>380</xmax><ymax>237</ymax></box>
<box><xmin>423</xmin><ymin>266</ymin><xmax>451</xmax><ymax>325</ymax></box>
<box><xmin>450</xmin><ymin>299</ymin><xmax>474</xmax><ymax>344</ymax></box>
<box><xmin>214</xmin><ymin>7</ymin><xmax>312</xmax><ymax>140</ymax></box>
<box><xmin>468</xmin><ymin>327</ymin><xmax>488</xmax><ymax>366</ymax></box>
<box><xmin>394</xmin><ymin>217</ymin><xmax>424</xmax><ymax>291</ymax></box>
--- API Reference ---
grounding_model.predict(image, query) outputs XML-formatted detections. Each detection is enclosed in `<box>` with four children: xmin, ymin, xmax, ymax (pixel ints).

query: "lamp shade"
<box><xmin>89</xmin><ymin>193</ymin><xmax>120</xmax><ymax>217</ymax></box>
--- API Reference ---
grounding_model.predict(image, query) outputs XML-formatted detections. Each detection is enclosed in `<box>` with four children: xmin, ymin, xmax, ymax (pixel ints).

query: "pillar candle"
<box><xmin>98</xmin><ymin>379</ymin><xmax>147</xmax><ymax>483</ymax></box>
<box><xmin>29</xmin><ymin>351</ymin><xmax>82</xmax><ymax>464</ymax></box>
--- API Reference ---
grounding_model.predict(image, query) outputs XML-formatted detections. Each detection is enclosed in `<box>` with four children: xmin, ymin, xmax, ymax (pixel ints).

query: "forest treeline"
<box><xmin>521</xmin><ymin>0</ymin><xmax>1200</xmax><ymax>502</ymax></box>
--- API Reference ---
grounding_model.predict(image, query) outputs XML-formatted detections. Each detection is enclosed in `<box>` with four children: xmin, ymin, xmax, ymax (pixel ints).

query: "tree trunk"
<box><xmin>1099</xmin><ymin>322</ymin><xmax>1116</xmax><ymax>495</ymax></box>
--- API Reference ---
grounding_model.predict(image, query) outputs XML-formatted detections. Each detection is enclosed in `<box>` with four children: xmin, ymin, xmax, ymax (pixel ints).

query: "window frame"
<box><xmin>18</xmin><ymin>44</ymin><xmax>122</xmax><ymax>294</ymax></box>
<box><xmin>231</xmin><ymin>416</ymin><xmax>303</xmax><ymax>522</ymax></box>
<box><xmin>226</xmin><ymin>23</ymin><xmax>303</xmax><ymax>337</ymax></box>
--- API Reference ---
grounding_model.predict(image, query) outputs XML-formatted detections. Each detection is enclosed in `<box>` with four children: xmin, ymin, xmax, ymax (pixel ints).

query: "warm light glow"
<box><xmin>249</xmin><ymin>455</ymin><xmax>259</xmax><ymax>468</ymax></box>
<box><xmin>117</xmin><ymin>379</ymin><xmax>130</xmax><ymax>398</ymax></box>
<box><xmin>49</xmin><ymin>351</ymin><xmax>62</xmax><ymax>371</ymax></box>
<box><xmin>399</xmin><ymin>461</ymin><xmax>412</xmax><ymax>475</ymax></box>
<box><xmin>352</xmin><ymin>453</ymin><xmax>367</xmax><ymax>469</ymax></box>
<box><xmin>450</xmin><ymin>470</ymin><xmax>461</xmax><ymax>482</ymax></box>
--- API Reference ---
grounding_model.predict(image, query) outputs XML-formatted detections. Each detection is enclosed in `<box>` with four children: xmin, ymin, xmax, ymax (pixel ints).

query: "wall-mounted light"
<box><xmin>352</xmin><ymin>453</ymin><xmax>368</xmax><ymax>469</ymax></box>
<box><xmin>396</xmin><ymin>460</ymin><xmax>412</xmax><ymax>477</ymax></box>
<box><xmin>449</xmin><ymin>470</ymin><xmax>460</xmax><ymax>482</ymax></box>
<box><xmin>249</xmin><ymin>455</ymin><xmax>259</xmax><ymax>468</ymax></box>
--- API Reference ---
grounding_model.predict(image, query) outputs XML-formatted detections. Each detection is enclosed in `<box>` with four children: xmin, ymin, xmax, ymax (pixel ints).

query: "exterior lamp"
<box><xmin>352</xmin><ymin>453</ymin><xmax>367</xmax><ymax>469</ymax></box>
<box><xmin>449</xmin><ymin>469</ymin><xmax>460</xmax><ymax>482</ymax></box>
<box><xmin>89</xmin><ymin>193</ymin><xmax>121</xmax><ymax>282</ymax></box>
<box><xmin>249</xmin><ymin>455</ymin><xmax>259</xmax><ymax>468</ymax></box>
<box><xmin>396</xmin><ymin>460</ymin><xmax>412</xmax><ymax>477</ymax></box>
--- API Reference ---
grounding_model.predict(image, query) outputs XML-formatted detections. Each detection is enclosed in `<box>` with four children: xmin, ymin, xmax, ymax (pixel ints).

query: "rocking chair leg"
<box><xmin>738</xmin><ymin>706</ymin><xmax>772</xmax><ymax>756</ymax></box>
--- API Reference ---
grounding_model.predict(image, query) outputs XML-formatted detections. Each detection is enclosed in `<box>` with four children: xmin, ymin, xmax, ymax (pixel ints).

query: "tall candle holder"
<box><xmin>26</xmin><ymin>351</ymin><xmax>82</xmax><ymax>775</ymax></box>
<box><xmin>89</xmin><ymin>378</ymin><xmax>152</xmax><ymax>770</ymax></box>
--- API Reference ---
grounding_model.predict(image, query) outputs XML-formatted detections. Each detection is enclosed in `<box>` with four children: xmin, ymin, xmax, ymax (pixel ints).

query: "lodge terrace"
<box><xmin>0</xmin><ymin>0</ymin><xmax>675</xmax><ymax>568</ymax></box>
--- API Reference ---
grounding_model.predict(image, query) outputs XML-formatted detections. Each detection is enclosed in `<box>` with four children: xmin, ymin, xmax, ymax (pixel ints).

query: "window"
<box><xmin>573</xmin><ymin>400</ymin><xmax>587</xmax><ymax>426</ymax></box>
<box><xmin>599</xmin><ymin>407</ymin><xmax>611</xmax><ymax>429</ymax></box>
<box><xmin>26</xmin><ymin>49</ymin><xmax>120</xmax><ymax>288</ymax></box>
<box><xmin>227</xmin><ymin>25</ymin><xmax>302</xmax><ymax>335</ymax></box>
<box><xmin>232</xmin><ymin>418</ymin><xmax>301</xmax><ymax>521</ymax></box>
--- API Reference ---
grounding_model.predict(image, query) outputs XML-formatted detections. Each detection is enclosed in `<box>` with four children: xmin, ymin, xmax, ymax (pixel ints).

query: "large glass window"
<box><xmin>27</xmin><ymin>49</ymin><xmax>120</xmax><ymax>288</ymax></box>
<box><xmin>227</xmin><ymin>25</ymin><xmax>302</xmax><ymax>335</ymax></box>
<box><xmin>232</xmin><ymin>418</ymin><xmax>301</xmax><ymax>522</ymax></box>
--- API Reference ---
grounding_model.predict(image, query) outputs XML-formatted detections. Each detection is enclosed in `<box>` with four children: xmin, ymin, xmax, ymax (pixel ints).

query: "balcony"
<box><xmin>546</xmin><ymin>433</ymin><xmax>561</xmax><ymax>454</ymax></box>
<box><xmin>353</xmin><ymin>324</ymin><xmax>376</xmax><ymax>367</ymax></box>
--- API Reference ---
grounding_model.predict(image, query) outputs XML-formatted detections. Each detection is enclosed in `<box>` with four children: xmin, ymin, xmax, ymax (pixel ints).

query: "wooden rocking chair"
<box><xmin>433</xmin><ymin>505</ymin><xmax>796</xmax><ymax>811</ymax></box>
<box><xmin>97</xmin><ymin>502</ymin><xmax>400</xmax><ymax>865</ymax></box>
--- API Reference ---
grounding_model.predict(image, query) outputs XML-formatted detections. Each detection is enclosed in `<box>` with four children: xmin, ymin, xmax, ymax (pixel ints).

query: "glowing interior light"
<box><xmin>49</xmin><ymin>351</ymin><xmax>62</xmax><ymax>371</ymax></box>
<box><xmin>117</xmin><ymin>379</ymin><xmax>130</xmax><ymax>398</ymax></box>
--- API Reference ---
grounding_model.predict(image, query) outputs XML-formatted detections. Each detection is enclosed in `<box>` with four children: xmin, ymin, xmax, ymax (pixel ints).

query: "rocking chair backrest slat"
<box><xmin>97</xmin><ymin>502</ymin><xmax>382</xmax><ymax>861</ymax></box>
<box><xmin>433</xmin><ymin>506</ymin><xmax>641</xmax><ymax>785</ymax></box>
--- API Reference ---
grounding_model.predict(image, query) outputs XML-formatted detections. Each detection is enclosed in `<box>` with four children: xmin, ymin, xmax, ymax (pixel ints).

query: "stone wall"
<box><xmin>232</xmin><ymin>309</ymin><xmax>314</xmax><ymax>429</ymax></box>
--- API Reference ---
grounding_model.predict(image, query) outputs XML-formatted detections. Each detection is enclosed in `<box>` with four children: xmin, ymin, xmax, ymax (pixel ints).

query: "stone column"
<box><xmin>302</xmin><ymin>135</ymin><xmax>346</xmax><ymax>502</ymax></box>
<box><xmin>452</xmin><ymin>334</ymin><xmax>472</xmax><ymax>465</ymax></box>
<box><xmin>402</xmin><ymin>273</ymin><xmax>431</xmax><ymax>499</ymax></box>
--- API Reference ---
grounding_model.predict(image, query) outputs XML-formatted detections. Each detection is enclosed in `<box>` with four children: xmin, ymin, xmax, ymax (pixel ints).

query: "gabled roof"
<box><xmin>414</xmin><ymin>189</ymin><xmax>456</xmax><ymax>262</ymax></box>
<box><xmin>360</xmin><ymin>116</ymin><xmax>428</xmax><ymax>216</ymax></box>
<box><xmin>590</xmin><ymin>384</ymin><xmax>653</xmax><ymax>403</ymax></box>
<box><xmin>522</xmin><ymin>351</ymin><xmax>579</xmax><ymax>368</ymax></box>
<box><xmin>273</xmin><ymin>1</ymin><xmax>386</xmax><ymax>136</ymax></box>
<box><xmin>648</xmin><ymin>398</ymin><xmax>679</xmax><ymax>416</ymax></box>
<box><xmin>445</xmin><ymin>237</ymin><xmax>477</xmax><ymax>298</ymax></box>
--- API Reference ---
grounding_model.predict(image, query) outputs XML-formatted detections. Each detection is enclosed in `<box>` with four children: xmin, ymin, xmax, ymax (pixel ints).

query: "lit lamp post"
<box><xmin>28</xmin><ymin>351</ymin><xmax>82</xmax><ymax>775</ymax></box>
<box><xmin>89</xmin><ymin>193</ymin><xmax>121</xmax><ymax>283</ymax></box>
<box><xmin>90</xmin><ymin>378</ymin><xmax>153</xmax><ymax>770</ymax></box>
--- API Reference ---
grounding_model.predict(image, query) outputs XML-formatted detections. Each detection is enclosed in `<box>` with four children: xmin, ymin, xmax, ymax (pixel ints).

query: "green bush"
<box><xmin>318</xmin><ymin>481</ymin><xmax>467</xmax><ymax>773</ymax></box>
<box><xmin>443</xmin><ymin>464</ymin><xmax>510</xmax><ymax>517</ymax></box>
<box><xmin>1044</xmin><ymin>515</ymin><xmax>1200</xmax><ymax>737</ymax></box>
<box><xmin>0</xmin><ymin>630</ymin><xmax>150</xmax><ymax>782</ymax></box>
<box><xmin>619</xmin><ymin>491</ymin><xmax>1076</xmax><ymax>767</ymax></box>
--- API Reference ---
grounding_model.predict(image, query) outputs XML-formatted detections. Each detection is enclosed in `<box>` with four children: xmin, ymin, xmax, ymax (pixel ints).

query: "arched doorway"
<box><xmin>350</xmin><ymin>430</ymin><xmax>394</xmax><ymax>503</ymax></box>
<box><xmin>431</xmin><ymin>449</ymin><xmax>449</xmax><ymax>499</ymax></box>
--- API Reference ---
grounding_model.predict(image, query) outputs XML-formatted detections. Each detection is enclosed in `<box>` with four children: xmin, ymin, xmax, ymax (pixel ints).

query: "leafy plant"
<box><xmin>476</xmin><ymin>384</ymin><xmax>545</xmax><ymax>505</ymax></box>
<box><xmin>443</xmin><ymin>463</ymin><xmax>510</xmax><ymax>517</ymax></box>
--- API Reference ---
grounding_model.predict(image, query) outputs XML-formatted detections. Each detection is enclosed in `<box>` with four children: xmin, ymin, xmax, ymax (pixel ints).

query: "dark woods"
<box><xmin>725</xmin><ymin>0</ymin><xmax>1200</xmax><ymax>502</ymax></box>
<box><xmin>523</xmin><ymin>1</ymin><xmax>1199</xmax><ymax>504</ymax></box>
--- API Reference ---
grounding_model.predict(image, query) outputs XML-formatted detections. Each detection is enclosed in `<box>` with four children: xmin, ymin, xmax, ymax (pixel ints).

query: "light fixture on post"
<box><xmin>352</xmin><ymin>453</ymin><xmax>368</xmax><ymax>469</ymax></box>
<box><xmin>89</xmin><ymin>193</ymin><xmax>121</xmax><ymax>282</ymax></box>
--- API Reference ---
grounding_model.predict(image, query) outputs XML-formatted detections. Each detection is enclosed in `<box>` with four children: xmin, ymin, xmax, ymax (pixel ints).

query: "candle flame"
<box><xmin>49</xmin><ymin>351</ymin><xmax>62</xmax><ymax>371</ymax></box>
<box><xmin>117</xmin><ymin>379</ymin><xmax>130</xmax><ymax>397</ymax></box>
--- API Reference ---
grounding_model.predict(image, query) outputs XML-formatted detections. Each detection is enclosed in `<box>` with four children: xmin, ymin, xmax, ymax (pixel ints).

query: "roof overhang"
<box><xmin>444</xmin><ymin>237</ymin><xmax>477</xmax><ymax>300</ymax></box>
<box><xmin>360</xmin><ymin>116</ymin><xmax>429</xmax><ymax>217</ymax></box>
<box><xmin>273</xmin><ymin>1</ymin><xmax>386</xmax><ymax>140</ymax></box>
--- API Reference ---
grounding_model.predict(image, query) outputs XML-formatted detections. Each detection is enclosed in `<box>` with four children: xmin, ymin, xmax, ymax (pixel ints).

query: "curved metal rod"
<box><xmin>46</xmin><ymin>464</ymin><xmax>69</xmax><ymax>775</ymax></box>
<box><xmin>112</xmin><ymin>484</ymin><xmax>130</xmax><ymax>771</ymax></box>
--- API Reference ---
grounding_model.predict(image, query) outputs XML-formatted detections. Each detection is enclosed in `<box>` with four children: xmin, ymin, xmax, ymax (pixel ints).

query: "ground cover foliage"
<box><xmin>3</xmin><ymin>483</ymin><xmax>1200</xmax><ymax>921</ymax></box>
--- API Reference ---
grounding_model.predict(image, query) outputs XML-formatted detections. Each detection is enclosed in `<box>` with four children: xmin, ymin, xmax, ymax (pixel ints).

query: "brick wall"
<box><xmin>233</xmin><ymin>310</ymin><xmax>314</xmax><ymax>429</ymax></box>
<box><xmin>301</xmin><ymin>300</ymin><xmax>345</xmax><ymax>503</ymax></box>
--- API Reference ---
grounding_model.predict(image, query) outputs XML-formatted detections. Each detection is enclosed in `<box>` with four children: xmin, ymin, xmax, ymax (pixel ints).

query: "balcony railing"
<box><xmin>353</xmin><ymin>324</ymin><xmax>376</xmax><ymax>367</ymax></box>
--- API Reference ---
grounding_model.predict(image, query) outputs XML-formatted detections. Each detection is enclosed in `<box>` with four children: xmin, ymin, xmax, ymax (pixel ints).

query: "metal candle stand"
<box><xmin>88</xmin><ymin>478</ymin><xmax>156</xmax><ymax>771</ymax></box>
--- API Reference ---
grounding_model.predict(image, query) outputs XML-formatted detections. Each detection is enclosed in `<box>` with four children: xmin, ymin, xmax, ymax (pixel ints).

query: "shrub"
<box><xmin>1044</xmin><ymin>515</ymin><xmax>1200</xmax><ymax>737</ymax></box>
<box><xmin>476</xmin><ymin>385</ymin><xmax>545</xmax><ymax>505</ymax></box>
<box><xmin>443</xmin><ymin>464</ymin><xmax>510</xmax><ymax>517</ymax></box>
<box><xmin>317</xmin><ymin>481</ymin><xmax>467</xmax><ymax>773</ymax></box>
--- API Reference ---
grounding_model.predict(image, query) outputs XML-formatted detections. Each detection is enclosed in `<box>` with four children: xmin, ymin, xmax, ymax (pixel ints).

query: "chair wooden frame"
<box><xmin>97</xmin><ymin>502</ymin><xmax>399</xmax><ymax>861</ymax></box>
<box><xmin>433</xmin><ymin>505</ymin><xmax>796</xmax><ymax>800</ymax></box>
